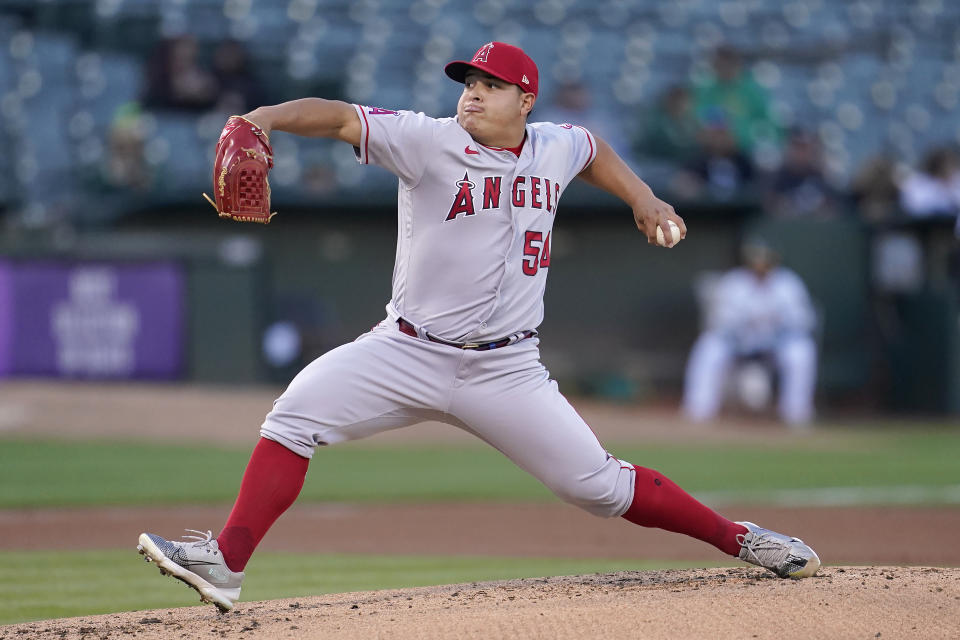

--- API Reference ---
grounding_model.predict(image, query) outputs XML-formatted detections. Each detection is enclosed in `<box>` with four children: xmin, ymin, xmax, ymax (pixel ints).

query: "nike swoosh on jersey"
<box><xmin>464</xmin><ymin>146</ymin><xmax>479</xmax><ymax>155</ymax></box>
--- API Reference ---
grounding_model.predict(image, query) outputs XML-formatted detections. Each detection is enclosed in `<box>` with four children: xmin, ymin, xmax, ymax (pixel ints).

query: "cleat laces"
<box><xmin>737</xmin><ymin>529</ymin><xmax>796</xmax><ymax>569</ymax></box>
<box><xmin>177</xmin><ymin>529</ymin><xmax>221</xmax><ymax>557</ymax></box>
<box><xmin>180</xmin><ymin>529</ymin><xmax>215</xmax><ymax>545</ymax></box>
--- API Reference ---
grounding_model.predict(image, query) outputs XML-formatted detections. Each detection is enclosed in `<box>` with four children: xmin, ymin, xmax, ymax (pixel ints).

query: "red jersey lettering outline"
<box><xmin>445</xmin><ymin>172</ymin><xmax>477</xmax><ymax>221</ymax></box>
<box><xmin>483</xmin><ymin>176</ymin><xmax>502</xmax><ymax>209</ymax></box>
<box><xmin>512</xmin><ymin>176</ymin><xmax>526</xmax><ymax>207</ymax></box>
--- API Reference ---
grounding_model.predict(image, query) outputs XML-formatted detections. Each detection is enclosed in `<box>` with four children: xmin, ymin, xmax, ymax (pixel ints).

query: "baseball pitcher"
<box><xmin>138</xmin><ymin>42</ymin><xmax>820</xmax><ymax>612</ymax></box>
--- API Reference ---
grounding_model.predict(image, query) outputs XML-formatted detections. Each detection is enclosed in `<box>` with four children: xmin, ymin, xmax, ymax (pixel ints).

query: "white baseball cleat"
<box><xmin>137</xmin><ymin>529</ymin><xmax>244</xmax><ymax>612</ymax></box>
<box><xmin>735</xmin><ymin>521</ymin><xmax>821</xmax><ymax>579</ymax></box>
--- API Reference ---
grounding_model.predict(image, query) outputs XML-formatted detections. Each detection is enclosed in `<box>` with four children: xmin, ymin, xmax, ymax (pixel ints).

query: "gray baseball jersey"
<box><xmin>353</xmin><ymin>105</ymin><xmax>597</xmax><ymax>342</ymax></box>
<box><xmin>260</xmin><ymin>106</ymin><xmax>635</xmax><ymax>519</ymax></box>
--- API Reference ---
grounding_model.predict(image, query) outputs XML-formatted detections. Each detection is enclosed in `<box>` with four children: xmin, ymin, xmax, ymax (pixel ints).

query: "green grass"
<box><xmin>619</xmin><ymin>430</ymin><xmax>960</xmax><ymax>491</ymax></box>
<box><xmin>2</xmin><ymin>425</ymin><xmax>958</xmax><ymax>626</ymax></box>
<box><xmin>1</xmin><ymin>428</ymin><xmax>959</xmax><ymax>508</ymax></box>
<box><xmin>0</xmin><ymin>550</ymin><xmax>709</xmax><ymax>625</ymax></box>
<box><xmin>0</xmin><ymin>441</ymin><xmax>549</xmax><ymax>507</ymax></box>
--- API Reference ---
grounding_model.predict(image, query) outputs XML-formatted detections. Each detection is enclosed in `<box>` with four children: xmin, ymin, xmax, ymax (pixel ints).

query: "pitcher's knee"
<box><xmin>260</xmin><ymin>400</ymin><xmax>333</xmax><ymax>459</ymax></box>
<box><xmin>259</xmin><ymin>420</ymin><xmax>319</xmax><ymax>459</ymax></box>
<box><xmin>549</xmin><ymin>458</ymin><xmax>634</xmax><ymax>518</ymax></box>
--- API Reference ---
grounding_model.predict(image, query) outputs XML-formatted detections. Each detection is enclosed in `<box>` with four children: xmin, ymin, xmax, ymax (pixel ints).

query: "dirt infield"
<box><xmin>0</xmin><ymin>380</ymin><xmax>869</xmax><ymax>446</ymax></box>
<box><xmin>3</xmin><ymin>503</ymin><xmax>960</xmax><ymax>567</ymax></box>
<box><xmin>4</xmin><ymin>567</ymin><xmax>959</xmax><ymax>640</ymax></box>
<box><xmin>2</xmin><ymin>382</ymin><xmax>959</xmax><ymax>638</ymax></box>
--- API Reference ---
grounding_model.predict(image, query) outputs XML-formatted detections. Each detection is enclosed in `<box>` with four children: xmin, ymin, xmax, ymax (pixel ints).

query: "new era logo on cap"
<box><xmin>445</xmin><ymin>41</ymin><xmax>539</xmax><ymax>97</ymax></box>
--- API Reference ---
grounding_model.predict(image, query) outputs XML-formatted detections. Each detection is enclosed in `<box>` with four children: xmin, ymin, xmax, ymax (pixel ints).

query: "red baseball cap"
<box><xmin>445</xmin><ymin>42</ymin><xmax>539</xmax><ymax>97</ymax></box>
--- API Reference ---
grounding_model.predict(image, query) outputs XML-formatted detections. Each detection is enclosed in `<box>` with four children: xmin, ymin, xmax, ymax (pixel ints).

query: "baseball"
<box><xmin>656</xmin><ymin>220</ymin><xmax>681</xmax><ymax>247</ymax></box>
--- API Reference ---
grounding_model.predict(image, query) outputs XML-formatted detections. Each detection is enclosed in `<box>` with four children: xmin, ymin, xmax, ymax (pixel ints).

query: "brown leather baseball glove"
<box><xmin>202</xmin><ymin>115</ymin><xmax>276</xmax><ymax>223</ymax></box>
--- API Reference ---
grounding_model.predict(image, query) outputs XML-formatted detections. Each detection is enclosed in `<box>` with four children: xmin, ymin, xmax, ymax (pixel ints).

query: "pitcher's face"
<box><xmin>457</xmin><ymin>70</ymin><xmax>534</xmax><ymax>145</ymax></box>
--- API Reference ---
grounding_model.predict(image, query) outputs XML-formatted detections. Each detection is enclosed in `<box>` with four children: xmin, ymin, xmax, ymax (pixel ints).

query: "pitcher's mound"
<box><xmin>6</xmin><ymin>566</ymin><xmax>959</xmax><ymax>639</ymax></box>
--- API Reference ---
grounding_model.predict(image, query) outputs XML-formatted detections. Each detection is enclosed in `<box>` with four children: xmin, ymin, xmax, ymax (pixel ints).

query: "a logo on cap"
<box><xmin>521</xmin><ymin>74</ymin><xmax>529</xmax><ymax>84</ymax></box>
<box><xmin>473</xmin><ymin>42</ymin><xmax>494</xmax><ymax>63</ymax></box>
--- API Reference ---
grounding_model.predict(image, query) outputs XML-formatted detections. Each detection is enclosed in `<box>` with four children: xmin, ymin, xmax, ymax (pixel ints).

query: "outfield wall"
<box><xmin>1</xmin><ymin>210</ymin><xmax>957</xmax><ymax>413</ymax></box>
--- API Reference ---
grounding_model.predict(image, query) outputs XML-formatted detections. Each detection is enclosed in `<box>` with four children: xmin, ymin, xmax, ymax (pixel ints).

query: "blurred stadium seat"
<box><xmin>2</xmin><ymin>28</ymin><xmax>82</xmax><ymax>224</ymax></box>
<box><xmin>0</xmin><ymin>0</ymin><xmax>956</xmax><ymax>220</ymax></box>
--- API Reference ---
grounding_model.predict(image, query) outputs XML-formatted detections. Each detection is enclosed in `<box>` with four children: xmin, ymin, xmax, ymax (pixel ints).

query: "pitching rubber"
<box><xmin>136</xmin><ymin>533</ymin><xmax>235</xmax><ymax>612</ymax></box>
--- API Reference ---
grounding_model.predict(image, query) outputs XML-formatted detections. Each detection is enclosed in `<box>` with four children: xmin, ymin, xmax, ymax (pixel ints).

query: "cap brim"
<box><xmin>444</xmin><ymin>61</ymin><xmax>474</xmax><ymax>83</ymax></box>
<box><xmin>444</xmin><ymin>60</ymin><xmax>516</xmax><ymax>87</ymax></box>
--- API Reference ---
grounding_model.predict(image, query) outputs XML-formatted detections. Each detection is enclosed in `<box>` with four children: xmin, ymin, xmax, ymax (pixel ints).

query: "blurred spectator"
<box><xmin>635</xmin><ymin>85</ymin><xmax>701</xmax><ymax>163</ymax></box>
<box><xmin>851</xmin><ymin>153</ymin><xmax>902</xmax><ymax>223</ymax></box>
<box><xmin>143</xmin><ymin>35</ymin><xmax>219</xmax><ymax>112</ymax></box>
<box><xmin>212</xmin><ymin>39</ymin><xmax>262</xmax><ymax>115</ymax></box>
<box><xmin>764</xmin><ymin>129</ymin><xmax>843</xmax><ymax>218</ymax></box>
<box><xmin>98</xmin><ymin>103</ymin><xmax>153</xmax><ymax>192</ymax></box>
<box><xmin>538</xmin><ymin>80</ymin><xmax>630</xmax><ymax>159</ymax></box>
<box><xmin>682</xmin><ymin>238</ymin><xmax>817</xmax><ymax>427</ymax></box>
<box><xmin>899</xmin><ymin>147</ymin><xmax>960</xmax><ymax>224</ymax></box>
<box><xmin>693</xmin><ymin>45</ymin><xmax>781</xmax><ymax>158</ymax></box>
<box><xmin>77</xmin><ymin>102</ymin><xmax>159</xmax><ymax>224</ymax></box>
<box><xmin>670</xmin><ymin>114</ymin><xmax>755</xmax><ymax>201</ymax></box>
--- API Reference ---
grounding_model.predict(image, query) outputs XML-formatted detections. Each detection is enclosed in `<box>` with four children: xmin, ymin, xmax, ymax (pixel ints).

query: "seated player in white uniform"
<box><xmin>683</xmin><ymin>238</ymin><xmax>818</xmax><ymax>426</ymax></box>
<box><xmin>136</xmin><ymin>42</ymin><xmax>821</xmax><ymax>613</ymax></box>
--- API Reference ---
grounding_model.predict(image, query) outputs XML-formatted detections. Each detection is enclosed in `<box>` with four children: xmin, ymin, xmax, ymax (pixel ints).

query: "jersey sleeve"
<box><xmin>569</xmin><ymin>125</ymin><xmax>598</xmax><ymax>177</ymax></box>
<box><xmin>778</xmin><ymin>270</ymin><xmax>817</xmax><ymax>334</ymax></box>
<box><xmin>353</xmin><ymin>105</ymin><xmax>437</xmax><ymax>186</ymax></box>
<box><xmin>530</xmin><ymin>121</ymin><xmax>598</xmax><ymax>186</ymax></box>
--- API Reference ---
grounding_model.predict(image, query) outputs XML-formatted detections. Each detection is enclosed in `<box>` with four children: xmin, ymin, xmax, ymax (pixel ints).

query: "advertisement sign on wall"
<box><xmin>0</xmin><ymin>261</ymin><xmax>185</xmax><ymax>379</ymax></box>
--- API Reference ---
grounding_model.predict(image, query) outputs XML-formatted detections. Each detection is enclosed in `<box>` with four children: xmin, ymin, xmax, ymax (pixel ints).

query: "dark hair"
<box><xmin>921</xmin><ymin>147</ymin><xmax>958</xmax><ymax>177</ymax></box>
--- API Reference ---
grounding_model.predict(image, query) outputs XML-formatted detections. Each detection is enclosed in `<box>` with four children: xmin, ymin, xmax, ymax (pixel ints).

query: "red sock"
<box><xmin>217</xmin><ymin>438</ymin><xmax>309</xmax><ymax>572</ymax></box>
<box><xmin>621</xmin><ymin>466</ymin><xmax>746</xmax><ymax>557</ymax></box>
